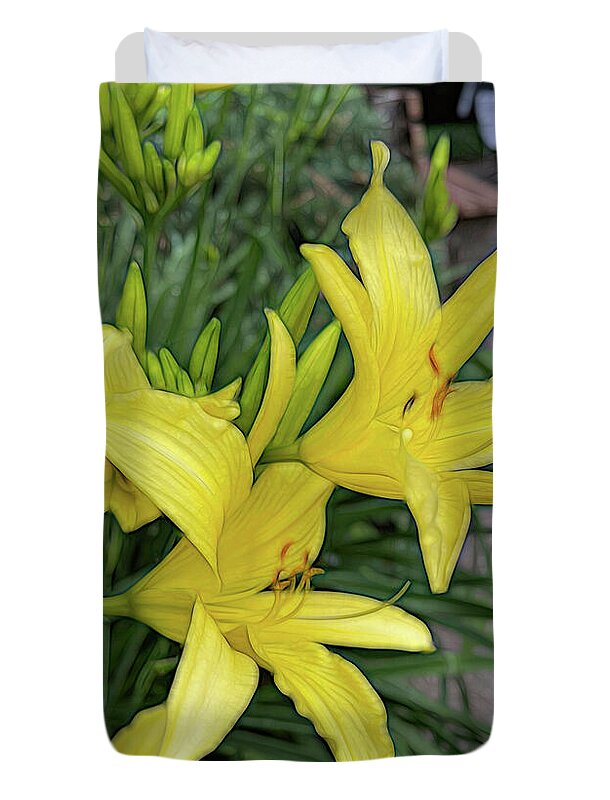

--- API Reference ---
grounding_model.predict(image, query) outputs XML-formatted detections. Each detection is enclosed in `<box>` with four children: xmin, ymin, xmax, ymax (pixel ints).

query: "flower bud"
<box><xmin>164</xmin><ymin>84</ymin><xmax>194</xmax><ymax>161</ymax></box>
<box><xmin>238</xmin><ymin>267</ymin><xmax>318</xmax><ymax>433</ymax></box>
<box><xmin>270</xmin><ymin>320</ymin><xmax>341</xmax><ymax>447</ymax></box>
<box><xmin>146</xmin><ymin>351</ymin><xmax>165</xmax><ymax>389</ymax></box>
<box><xmin>188</xmin><ymin>317</ymin><xmax>221</xmax><ymax>394</ymax></box>
<box><xmin>183</xmin><ymin>108</ymin><xmax>205</xmax><ymax>157</ymax></box>
<box><xmin>115</xmin><ymin>261</ymin><xmax>147</xmax><ymax>364</ymax></box>
<box><xmin>143</xmin><ymin>141</ymin><xmax>164</xmax><ymax>198</ymax></box>
<box><xmin>159</xmin><ymin>348</ymin><xmax>180</xmax><ymax>392</ymax></box>
<box><xmin>110</xmin><ymin>84</ymin><xmax>145</xmax><ymax>181</ymax></box>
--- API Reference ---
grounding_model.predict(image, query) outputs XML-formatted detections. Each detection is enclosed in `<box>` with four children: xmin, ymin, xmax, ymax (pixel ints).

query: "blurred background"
<box><xmin>100</xmin><ymin>81</ymin><xmax>496</xmax><ymax>759</ymax></box>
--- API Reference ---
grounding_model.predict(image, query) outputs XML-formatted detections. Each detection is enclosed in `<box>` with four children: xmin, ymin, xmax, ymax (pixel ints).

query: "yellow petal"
<box><xmin>302</xmin><ymin>420</ymin><xmax>403</xmax><ymax>499</ymax></box>
<box><xmin>299</xmin><ymin>244</ymin><xmax>378</xmax><ymax>412</ymax></box>
<box><xmin>106</xmin><ymin>389</ymin><xmax>252</xmax><ymax>572</ymax></box>
<box><xmin>105</xmin><ymin>587</ymin><xmax>198</xmax><ymax>644</ymax></box>
<box><xmin>418</xmin><ymin>380</ymin><xmax>492</xmax><ymax>470</ymax></box>
<box><xmin>297</xmin><ymin>245</ymin><xmax>382</xmax><ymax>472</ymax></box>
<box><xmin>112</xmin><ymin>599</ymin><xmax>259</xmax><ymax>759</ymax></box>
<box><xmin>238</xmin><ymin>267</ymin><xmax>318</xmax><ymax>435</ymax></box>
<box><xmin>113</xmin><ymin>706</ymin><xmax>167</xmax><ymax>756</ymax></box>
<box><xmin>159</xmin><ymin>599</ymin><xmax>259</xmax><ymax>759</ymax></box>
<box><xmin>104</xmin><ymin>539</ymin><xmax>217</xmax><ymax>643</ymax></box>
<box><xmin>435</xmin><ymin>251</ymin><xmax>496</xmax><ymax>378</ymax></box>
<box><xmin>217</xmin><ymin>463</ymin><xmax>333</xmax><ymax>599</ymax></box>
<box><xmin>104</xmin><ymin>459</ymin><xmax>160</xmax><ymax>531</ymax></box>
<box><xmin>462</xmin><ymin>469</ymin><xmax>493</xmax><ymax>504</ymax></box>
<box><xmin>249</xmin><ymin>633</ymin><xmax>394</xmax><ymax>761</ymax></box>
<box><xmin>247</xmin><ymin>310</ymin><xmax>296</xmax><ymax>465</ymax></box>
<box><xmin>196</xmin><ymin>378</ymin><xmax>242</xmax><ymax>421</ymax></box>
<box><xmin>103</xmin><ymin>324</ymin><xmax>149</xmax><ymax>396</ymax></box>
<box><xmin>223</xmin><ymin>591</ymin><xmax>434</xmax><ymax>653</ymax></box>
<box><xmin>104</xmin><ymin>465</ymin><xmax>333</xmax><ymax>637</ymax></box>
<box><xmin>402</xmin><ymin>456</ymin><xmax>472</xmax><ymax>593</ymax></box>
<box><xmin>341</xmin><ymin>141</ymin><xmax>441</xmax><ymax>415</ymax></box>
<box><xmin>270</xmin><ymin>320</ymin><xmax>341</xmax><ymax>448</ymax></box>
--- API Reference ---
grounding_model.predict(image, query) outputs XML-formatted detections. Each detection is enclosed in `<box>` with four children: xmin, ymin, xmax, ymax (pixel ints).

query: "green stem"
<box><xmin>143</xmin><ymin>220</ymin><xmax>161</xmax><ymax>284</ymax></box>
<box><xmin>167</xmin><ymin>196</ymin><xmax>206</xmax><ymax>347</ymax></box>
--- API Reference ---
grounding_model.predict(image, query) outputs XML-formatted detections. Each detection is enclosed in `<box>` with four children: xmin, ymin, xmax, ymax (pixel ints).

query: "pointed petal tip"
<box><xmin>428</xmin><ymin>574</ymin><xmax>451</xmax><ymax>595</ymax></box>
<box><xmin>370</xmin><ymin>140</ymin><xmax>390</xmax><ymax>185</ymax></box>
<box><xmin>300</xmin><ymin>243</ymin><xmax>330</xmax><ymax>261</ymax></box>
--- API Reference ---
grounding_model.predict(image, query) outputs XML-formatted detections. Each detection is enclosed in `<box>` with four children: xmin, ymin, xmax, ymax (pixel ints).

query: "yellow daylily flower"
<box><xmin>103</xmin><ymin>324</ymin><xmax>252</xmax><ymax>572</ymax></box>
<box><xmin>105</xmin><ymin>459</ymin><xmax>435</xmax><ymax>761</ymax></box>
<box><xmin>269</xmin><ymin>141</ymin><xmax>495</xmax><ymax>593</ymax></box>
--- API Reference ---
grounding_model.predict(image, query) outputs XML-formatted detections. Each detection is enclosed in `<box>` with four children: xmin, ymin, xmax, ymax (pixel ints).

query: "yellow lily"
<box><xmin>106</xmin><ymin>305</ymin><xmax>434</xmax><ymax>760</ymax></box>
<box><xmin>105</xmin><ymin>457</ymin><xmax>434</xmax><ymax>761</ymax></box>
<box><xmin>103</xmin><ymin>323</ymin><xmax>252</xmax><ymax>573</ymax></box>
<box><xmin>270</xmin><ymin>141</ymin><xmax>495</xmax><ymax>593</ymax></box>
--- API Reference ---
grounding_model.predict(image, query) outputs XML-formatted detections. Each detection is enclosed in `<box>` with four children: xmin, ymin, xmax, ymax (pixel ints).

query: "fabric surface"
<box><xmin>100</xmin><ymin>80</ymin><xmax>496</xmax><ymax>761</ymax></box>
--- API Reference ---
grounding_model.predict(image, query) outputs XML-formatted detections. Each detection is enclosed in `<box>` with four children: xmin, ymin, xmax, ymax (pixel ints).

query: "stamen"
<box><xmin>297</xmin><ymin>578</ymin><xmax>412</xmax><ymax>621</ymax></box>
<box><xmin>280</xmin><ymin>541</ymin><xmax>293</xmax><ymax>561</ymax></box>
<box><xmin>428</xmin><ymin>346</ymin><xmax>440</xmax><ymax>375</ymax></box>
<box><xmin>263</xmin><ymin>558</ymin><xmax>326</xmax><ymax>626</ymax></box>
<box><xmin>296</xmin><ymin>567</ymin><xmax>324</xmax><ymax>592</ymax></box>
<box><xmin>258</xmin><ymin>586</ymin><xmax>286</xmax><ymax>625</ymax></box>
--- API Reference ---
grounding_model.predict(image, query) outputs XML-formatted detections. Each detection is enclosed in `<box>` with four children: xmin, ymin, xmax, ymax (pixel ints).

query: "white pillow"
<box><xmin>144</xmin><ymin>30</ymin><xmax>449</xmax><ymax>84</ymax></box>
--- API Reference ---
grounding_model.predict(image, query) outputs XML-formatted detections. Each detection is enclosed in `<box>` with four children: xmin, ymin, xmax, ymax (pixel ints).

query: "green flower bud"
<box><xmin>115</xmin><ymin>262</ymin><xmax>147</xmax><ymax>364</ymax></box>
<box><xmin>188</xmin><ymin>317</ymin><xmax>221</xmax><ymax>393</ymax></box>
<box><xmin>132</xmin><ymin>83</ymin><xmax>158</xmax><ymax>115</ymax></box>
<box><xmin>176</xmin><ymin>152</ymin><xmax>189</xmax><ymax>186</ymax></box>
<box><xmin>238</xmin><ymin>267</ymin><xmax>319</xmax><ymax>434</ymax></box>
<box><xmin>194</xmin><ymin>140</ymin><xmax>221</xmax><ymax>180</ymax></box>
<box><xmin>159</xmin><ymin>348</ymin><xmax>180</xmax><ymax>392</ymax></box>
<box><xmin>140</xmin><ymin>180</ymin><xmax>160</xmax><ymax>214</ymax></box>
<box><xmin>183</xmin><ymin>107</ymin><xmax>205</xmax><ymax>157</ymax></box>
<box><xmin>140</xmin><ymin>85</ymin><xmax>171</xmax><ymax>130</ymax></box>
<box><xmin>176</xmin><ymin>368</ymin><xmax>195</xmax><ymax>397</ymax></box>
<box><xmin>270</xmin><ymin>320</ymin><xmax>341</xmax><ymax>447</ymax></box>
<box><xmin>162</xmin><ymin>158</ymin><xmax>177</xmax><ymax>198</ymax></box>
<box><xmin>146</xmin><ymin>351</ymin><xmax>165</xmax><ymax>389</ymax></box>
<box><xmin>421</xmin><ymin>133</ymin><xmax>458</xmax><ymax>243</ymax></box>
<box><xmin>143</xmin><ymin>142</ymin><xmax>164</xmax><ymax>198</ymax></box>
<box><xmin>99</xmin><ymin>148</ymin><xmax>140</xmax><ymax>210</ymax></box>
<box><xmin>109</xmin><ymin>84</ymin><xmax>145</xmax><ymax>181</ymax></box>
<box><xmin>164</xmin><ymin>84</ymin><xmax>194</xmax><ymax>161</ymax></box>
<box><xmin>99</xmin><ymin>83</ymin><xmax>112</xmax><ymax>132</ymax></box>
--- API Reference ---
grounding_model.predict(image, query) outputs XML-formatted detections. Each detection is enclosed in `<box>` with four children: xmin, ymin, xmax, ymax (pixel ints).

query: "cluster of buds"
<box><xmin>115</xmin><ymin>259</ymin><xmax>341</xmax><ymax>443</ymax></box>
<box><xmin>99</xmin><ymin>83</ymin><xmax>222</xmax><ymax>218</ymax></box>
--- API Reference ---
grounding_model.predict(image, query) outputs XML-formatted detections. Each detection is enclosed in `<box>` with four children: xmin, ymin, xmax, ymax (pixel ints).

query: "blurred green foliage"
<box><xmin>100</xmin><ymin>83</ymin><xmax>493</xmax><ymax>759</ymax></box>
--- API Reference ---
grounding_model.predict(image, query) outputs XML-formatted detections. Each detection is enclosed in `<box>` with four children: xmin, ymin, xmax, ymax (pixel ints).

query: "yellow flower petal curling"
<box><xmin>103</xmin><ymin>324</ymin><xmax>252</xmax><ymax>572</ymax></box>
<box><xmin>293</xmin><ymin>141</ymin><xmax>495</xmax><ymax>593</ymax></box>
<box><xmin>247</xmin><ymin>309</ymin><xmax>296</xmax><ymax>465</ymax></box>
<box><xmin>113</xmin><ymin>598</ymin><xmax>259</xmax><ymax>759</ymax></box>
<box><xmin>249</xmin><ymin>634</ymin><xmax>394</xmax><ymax>761</ymax></box>
<box><xmin>104</xmin><ymin>459</ymin><xmax>160</xmax><ymax>531</ymax></box>
<box><xmin>105</xmin><ymin>459</ymin><xmax>434</xmax><ymax>760</ymax></box>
